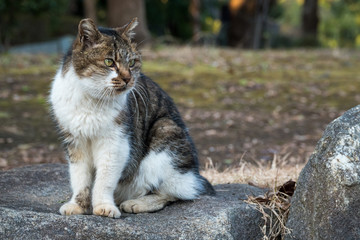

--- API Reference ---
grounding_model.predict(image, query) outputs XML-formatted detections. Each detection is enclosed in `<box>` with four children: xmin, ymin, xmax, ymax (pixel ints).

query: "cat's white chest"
<box><xmin>50</xmin><ymin>67</ymin><xmax>126</xmax><ymax>138</ymax></box>
<box><xmin>56</xmin><ymin>100</ymin><xmax>116</xmax><ymax>138</ymax></box>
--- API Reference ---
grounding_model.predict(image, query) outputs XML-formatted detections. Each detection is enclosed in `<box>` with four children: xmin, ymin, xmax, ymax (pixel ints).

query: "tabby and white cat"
<box><xmin>49</xmin><ymin>18</ymin><xmax>215</xmax><ymax>218</ymax></box>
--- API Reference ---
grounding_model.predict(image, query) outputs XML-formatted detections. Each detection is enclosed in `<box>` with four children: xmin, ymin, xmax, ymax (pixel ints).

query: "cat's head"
<box><xmin>70</xmin><ymin>18</ymin><xmax>141</xmax><ymax>97</ymax></box>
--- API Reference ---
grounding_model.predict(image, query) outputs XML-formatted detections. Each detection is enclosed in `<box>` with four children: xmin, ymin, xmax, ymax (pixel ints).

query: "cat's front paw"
<box><xmin>93</xmin><ymin>203</ymin><xmax>121</xmax><ymax>218</ymax></box>
<box><xmin>59</xmin><ymin>202</ymin><xmax>85</xmax><ymax>216</ymax></box>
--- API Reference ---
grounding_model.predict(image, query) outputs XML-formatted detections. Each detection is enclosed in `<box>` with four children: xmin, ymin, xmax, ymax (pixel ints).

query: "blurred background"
<box><xmin>2</xmin><ymin>0</ymin><xmax>360</xmax><ymax>51</ymax></box>
<box><xmin>0</xmin><ymin>0</ymin><xmax>360</xmax><ymax>186</ymax></box>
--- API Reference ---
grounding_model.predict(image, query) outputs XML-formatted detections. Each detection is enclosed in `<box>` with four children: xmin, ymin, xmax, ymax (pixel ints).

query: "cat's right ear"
<box><xmin>78</xmin><ymin>18</ymin><xmax>100</xmax><ymax>48</ymax></box>
<box><xmin>116</xmin><ymin>18</ymin><xmax>138</xmax><ymax>40</ymax></box>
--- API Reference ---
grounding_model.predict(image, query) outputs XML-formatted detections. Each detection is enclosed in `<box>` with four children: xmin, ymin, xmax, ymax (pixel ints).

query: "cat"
<box><xmin>49</xmin><ymin>18</ymin><xmax>215</xmax><ymax>218</ymax></box>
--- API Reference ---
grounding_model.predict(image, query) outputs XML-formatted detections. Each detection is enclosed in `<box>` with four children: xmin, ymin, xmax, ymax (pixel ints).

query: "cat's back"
<box><xmin>134</xmin><ymin>74</ymin><xmax>182</xmax><ymax>117</ymax></box>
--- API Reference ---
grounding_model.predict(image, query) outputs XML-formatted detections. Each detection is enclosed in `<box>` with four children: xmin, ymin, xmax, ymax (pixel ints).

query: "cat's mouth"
<box><xmin>114</xmin><ymin>85</ymin><xmax>127</xmax><ymax>92</ymax></box>
<box><xmin>112</xmin><ymin>79</ymin><xmax>135</xmax><ymax>93</ymax></box>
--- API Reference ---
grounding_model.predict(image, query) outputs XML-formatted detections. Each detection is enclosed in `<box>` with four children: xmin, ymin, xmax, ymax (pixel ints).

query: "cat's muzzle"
<box><xmin>112</xmin><ymin>78</ymin><xmax>134</xmax><ymax>92</ymax></box>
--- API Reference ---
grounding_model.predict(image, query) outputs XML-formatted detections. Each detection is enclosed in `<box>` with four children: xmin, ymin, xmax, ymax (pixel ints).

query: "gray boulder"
<box><xmin>0</xmin><ymin>164</ymin><xmax>266</xmax><ymax>239</ymax></box>
<box><xmin>286</xmin><ymin>105</ymin><xmax>360</xmax><ymax>239</ymax></box>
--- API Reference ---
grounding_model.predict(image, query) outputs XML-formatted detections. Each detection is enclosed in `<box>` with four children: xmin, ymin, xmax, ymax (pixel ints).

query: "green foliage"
<box><xmin>145</xmin><ymin>0</ymin><xmax>192</xmax><ymax>40</ymax></box>
<box><xmin>277</xmin><ymin>1</ymin><xmax>301</xmax><ymax>28</ymax></box>
<box><xmin>276</xmin><ymin>0</ymin><xmax>360</xmax><ymax>48</ymax></box>
<box><xmin>269</xmin><ymin>2</ymin><xmax>285</xmax><ymax>20</ymax></box>
<box><xmin>319</xmin><ymin>0</ymin><xmax>360</xmax><ymax>48</ymax></box>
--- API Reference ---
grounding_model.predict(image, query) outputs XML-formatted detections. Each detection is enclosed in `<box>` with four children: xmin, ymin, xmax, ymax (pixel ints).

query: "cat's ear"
<box><xmin>78</xmin><ymin>18</ymin><xmax>101</xmax><ymax>48</ymax></box>
<box><xmin>116</xmin><ymin>17</ymin><xmax>138</xmax><ymax>39</ymax></box>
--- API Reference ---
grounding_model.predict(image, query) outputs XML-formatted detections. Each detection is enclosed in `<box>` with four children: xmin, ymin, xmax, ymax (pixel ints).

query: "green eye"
<box><xmin>129</xmin><ymin>59</ymin><xmax>135</xmax><ymax>68</ymax></box>
<box><xmin>104</xmin><ymin>58</ymin><xmax>115</xmax><ymax>67</ymax></box>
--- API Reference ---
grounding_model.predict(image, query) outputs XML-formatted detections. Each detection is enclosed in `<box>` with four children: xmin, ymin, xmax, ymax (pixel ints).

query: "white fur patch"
<box><xmin>115</xmin><ymin>150</ymin><xmax>201</xmax><ymax>203</ymax></box>
<box><xmin>139</xmin><ymin>151</ymin><xmax>201</xmax><ymax>200</ymax></box>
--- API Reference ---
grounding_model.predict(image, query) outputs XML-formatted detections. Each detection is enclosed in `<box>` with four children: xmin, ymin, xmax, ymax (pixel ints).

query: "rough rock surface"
<box><xmin>0</xmin><ymin>164</ymin><xmax>265</xmax><ymax>239</ymax></box>
<box><xmin>286</xmin><ymin>105</ymin><xmax>360</xmax><ymax>239</ymax></box>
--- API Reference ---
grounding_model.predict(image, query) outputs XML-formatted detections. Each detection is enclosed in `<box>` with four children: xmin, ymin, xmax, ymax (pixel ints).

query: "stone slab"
<box><xmin>0</xmin><ymin>164</ymin><xmax>266</xmax><ymax>240</ymax></box>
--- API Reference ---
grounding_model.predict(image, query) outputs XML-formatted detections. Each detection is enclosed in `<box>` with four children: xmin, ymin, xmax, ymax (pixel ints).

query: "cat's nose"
<box><xmin>122</xmin><ymin>77</ymin><xmax>131</xmax><ymax>84</ymax></box>
<box><xmin>119</xmin><ymin>70</ymin><xmax>131</xmax><ymax>84</ymax></box>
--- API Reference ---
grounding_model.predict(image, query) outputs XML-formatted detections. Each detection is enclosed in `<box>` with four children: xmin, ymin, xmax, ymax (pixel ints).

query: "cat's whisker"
<box><xmin>92</xmin><ymin>89</ymin><xmax>104</xmax><ymax>101</ymax></box>
<box><xmin>95</xmin><ymin>88</ymin><xmax>109</xmax><ymax>110</ymax></box>
<box><xmin>93</xmin><ymin>90</ymin><xmax>105</xmax><ymax>110</ymax></box>
<box><xmin>130</xmin><ymin>89</ymin><xmax>140</xmax><ymax>123</ymax></box>
<box><xmin>133</xmin><ymin>88</ymin><xmax>148</xmax><ymax>121</ymax></box>
<box><xmin>85</xmin><ymin>88</ymin><xmax>100</xmax><ymax>107</ymax></box>
<box><xmin>137</xmin><ymin>38</ymin><xmax>147</xmax><ymax>48</ymax></box>
<box><xmin>135</xmin><ymin>86</ymin><xmax>149</xmax><ymax>107</ymax></box>
<box><xmin>99</xmin><ymin>90</ymin><xmax>107</xmax><ymax>110</ymax></box>
<box><xmin>109</xmin><ymin>88</ymin><xmax>117</xmax><ymax>109</ymax></box>
<box><xmin>100</xmin><ymin>88</ymin><xmax>112</xmax><ymax>110</ymax></box>
<box><xmin>110</xmin><ymin>88</ymin><xmax>116</xmax><ymax>109</ymax></box>
<box><xmin>136</xmin><ymin>84</ymin><xmax>150</xmax><ymax>105</ymax></box>
<box><xmin>136</xmin><ymin>84</ymin><xmax>150</xmax><ymax>99</ymax></box>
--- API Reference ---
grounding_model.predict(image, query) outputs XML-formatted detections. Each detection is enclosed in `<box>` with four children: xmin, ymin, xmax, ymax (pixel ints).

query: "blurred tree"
<box><xmin>0</xmin><ymin>0</ymin><xmax>69</xmax><ymax>51</ymax></box>
<box><xmin>190</xmin><ymin>0</ymin><xmax>201</xmax><ymax>43</ymax></box>
<box><xmin>227</xmin><ymin>0</ymin><xmax>276</xmax><ymax>48</ymax></box>
<box><xmin>227</xmin><ymin>0</ymin><xmax>255</xmax><ymax>48</ymax></box>
<box><xmin>253</xmin><ymin>0</ymin><xmax>271</xmax><ymax>49</ymax></box>
<box><xmin>107</xmin><ymin>0</ymin><xmax>150</xmax><ymax>44</ymax></box>
<box><xmin>84</xmin><ymin>0</ymin><xmax>97</xmax><ymax>24</ymax></box>
<box><xmin>301</xmin><ymin>0</ymin><xmax>319</xmax><ymax>45</ymax></box>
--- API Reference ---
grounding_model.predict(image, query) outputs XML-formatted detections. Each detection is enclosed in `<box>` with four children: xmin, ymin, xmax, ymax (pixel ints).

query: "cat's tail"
<box><xmin>197</xmin><ymin>174</ymin><xmax>216</xmax><ymax>196</ymax></box>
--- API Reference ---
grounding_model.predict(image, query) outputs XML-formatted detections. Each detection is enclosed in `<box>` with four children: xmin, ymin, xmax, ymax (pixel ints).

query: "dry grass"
<box><xmin>201</xmin><ymin>156</ymin><xmax>304</xmax><ymax>188</ymax></box>
<box><xmin>245</xmin><ymin>180</ymin><xmax>295</xmax><ymax>240</ymax></box>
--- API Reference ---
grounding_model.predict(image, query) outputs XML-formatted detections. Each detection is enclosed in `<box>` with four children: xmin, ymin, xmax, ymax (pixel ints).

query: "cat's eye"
<box><xmin>129</xmin><ymin>59</ymin><xmax>136</xmax><ymax>68</ymax></box>
<box><xmin>104</xmin><ymin>58</ymin><xmax>115</xmax><ymax>67</ymax></box>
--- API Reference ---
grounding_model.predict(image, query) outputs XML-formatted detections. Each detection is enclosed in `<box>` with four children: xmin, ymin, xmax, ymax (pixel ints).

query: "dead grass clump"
<box><xmin>245</xmin><ymin>180</ymin><xmax>296</xmax><ymax>240</ymax></box>
<box><xmin>201</xmin><ymin>157</ymin><xmax>301</xmax><ymax>239</ymax></box>
<box><xmin>200</xmin><ymin>157</ymin><xmax>304</xmax><ymax>188</ymax></box>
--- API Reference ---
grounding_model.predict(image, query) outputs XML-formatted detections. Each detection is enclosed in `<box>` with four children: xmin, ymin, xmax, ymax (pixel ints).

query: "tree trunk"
<box><xmin>253</xmin><ymin>0</ymin><xmax>270</xmax><ymax>49</ymax></box>
<box><xmin>228</xmin><ymin>0</ymin><xmax>256</xmax><ymax>48</ymax></box>
<box><xmin>189</xmin><ymin>0</ymin><xmax>201</xmax><ymax>43</ymax></box>
<box><xmin>301</xmin><ymin>0</ymin><xmax>318</xmax><ymax>44</ymax></box>
<box><xmin>83</xmin><ymin>0</ymin><xmax>97</xmax><ymax>24</ymax></box>
<box><xmin>107</xmin><ymin>0</ymin><xmax>150</xmax><ymax>45</ymax></box>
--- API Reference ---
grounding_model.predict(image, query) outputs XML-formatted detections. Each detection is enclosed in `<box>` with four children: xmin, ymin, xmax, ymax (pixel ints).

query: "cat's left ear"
<box><xmin>116</xmin><ymin>17</ymin><xmax>138</xmax><ymax>40</ymax></box>
<box><xmin>78</xmin><ymin>18</ymin><xmax>101</xmax><ymax>48</ymax></box>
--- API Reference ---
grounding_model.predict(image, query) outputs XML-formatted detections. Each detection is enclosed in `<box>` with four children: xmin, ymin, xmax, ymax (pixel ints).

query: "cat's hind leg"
<box><xmin>118</xmin><ymin>150</ymin><xmax>200</xmax><ymax>214</ymax></box>
<box><xmin>119</xmin><ymin>118</ymin><xmax>213</xmax><ymax>214</ymax></box>
<box><xmin>120</xmin><ymin>194</ymin><xmax>176</xmax><ymax>213</ymax></box>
